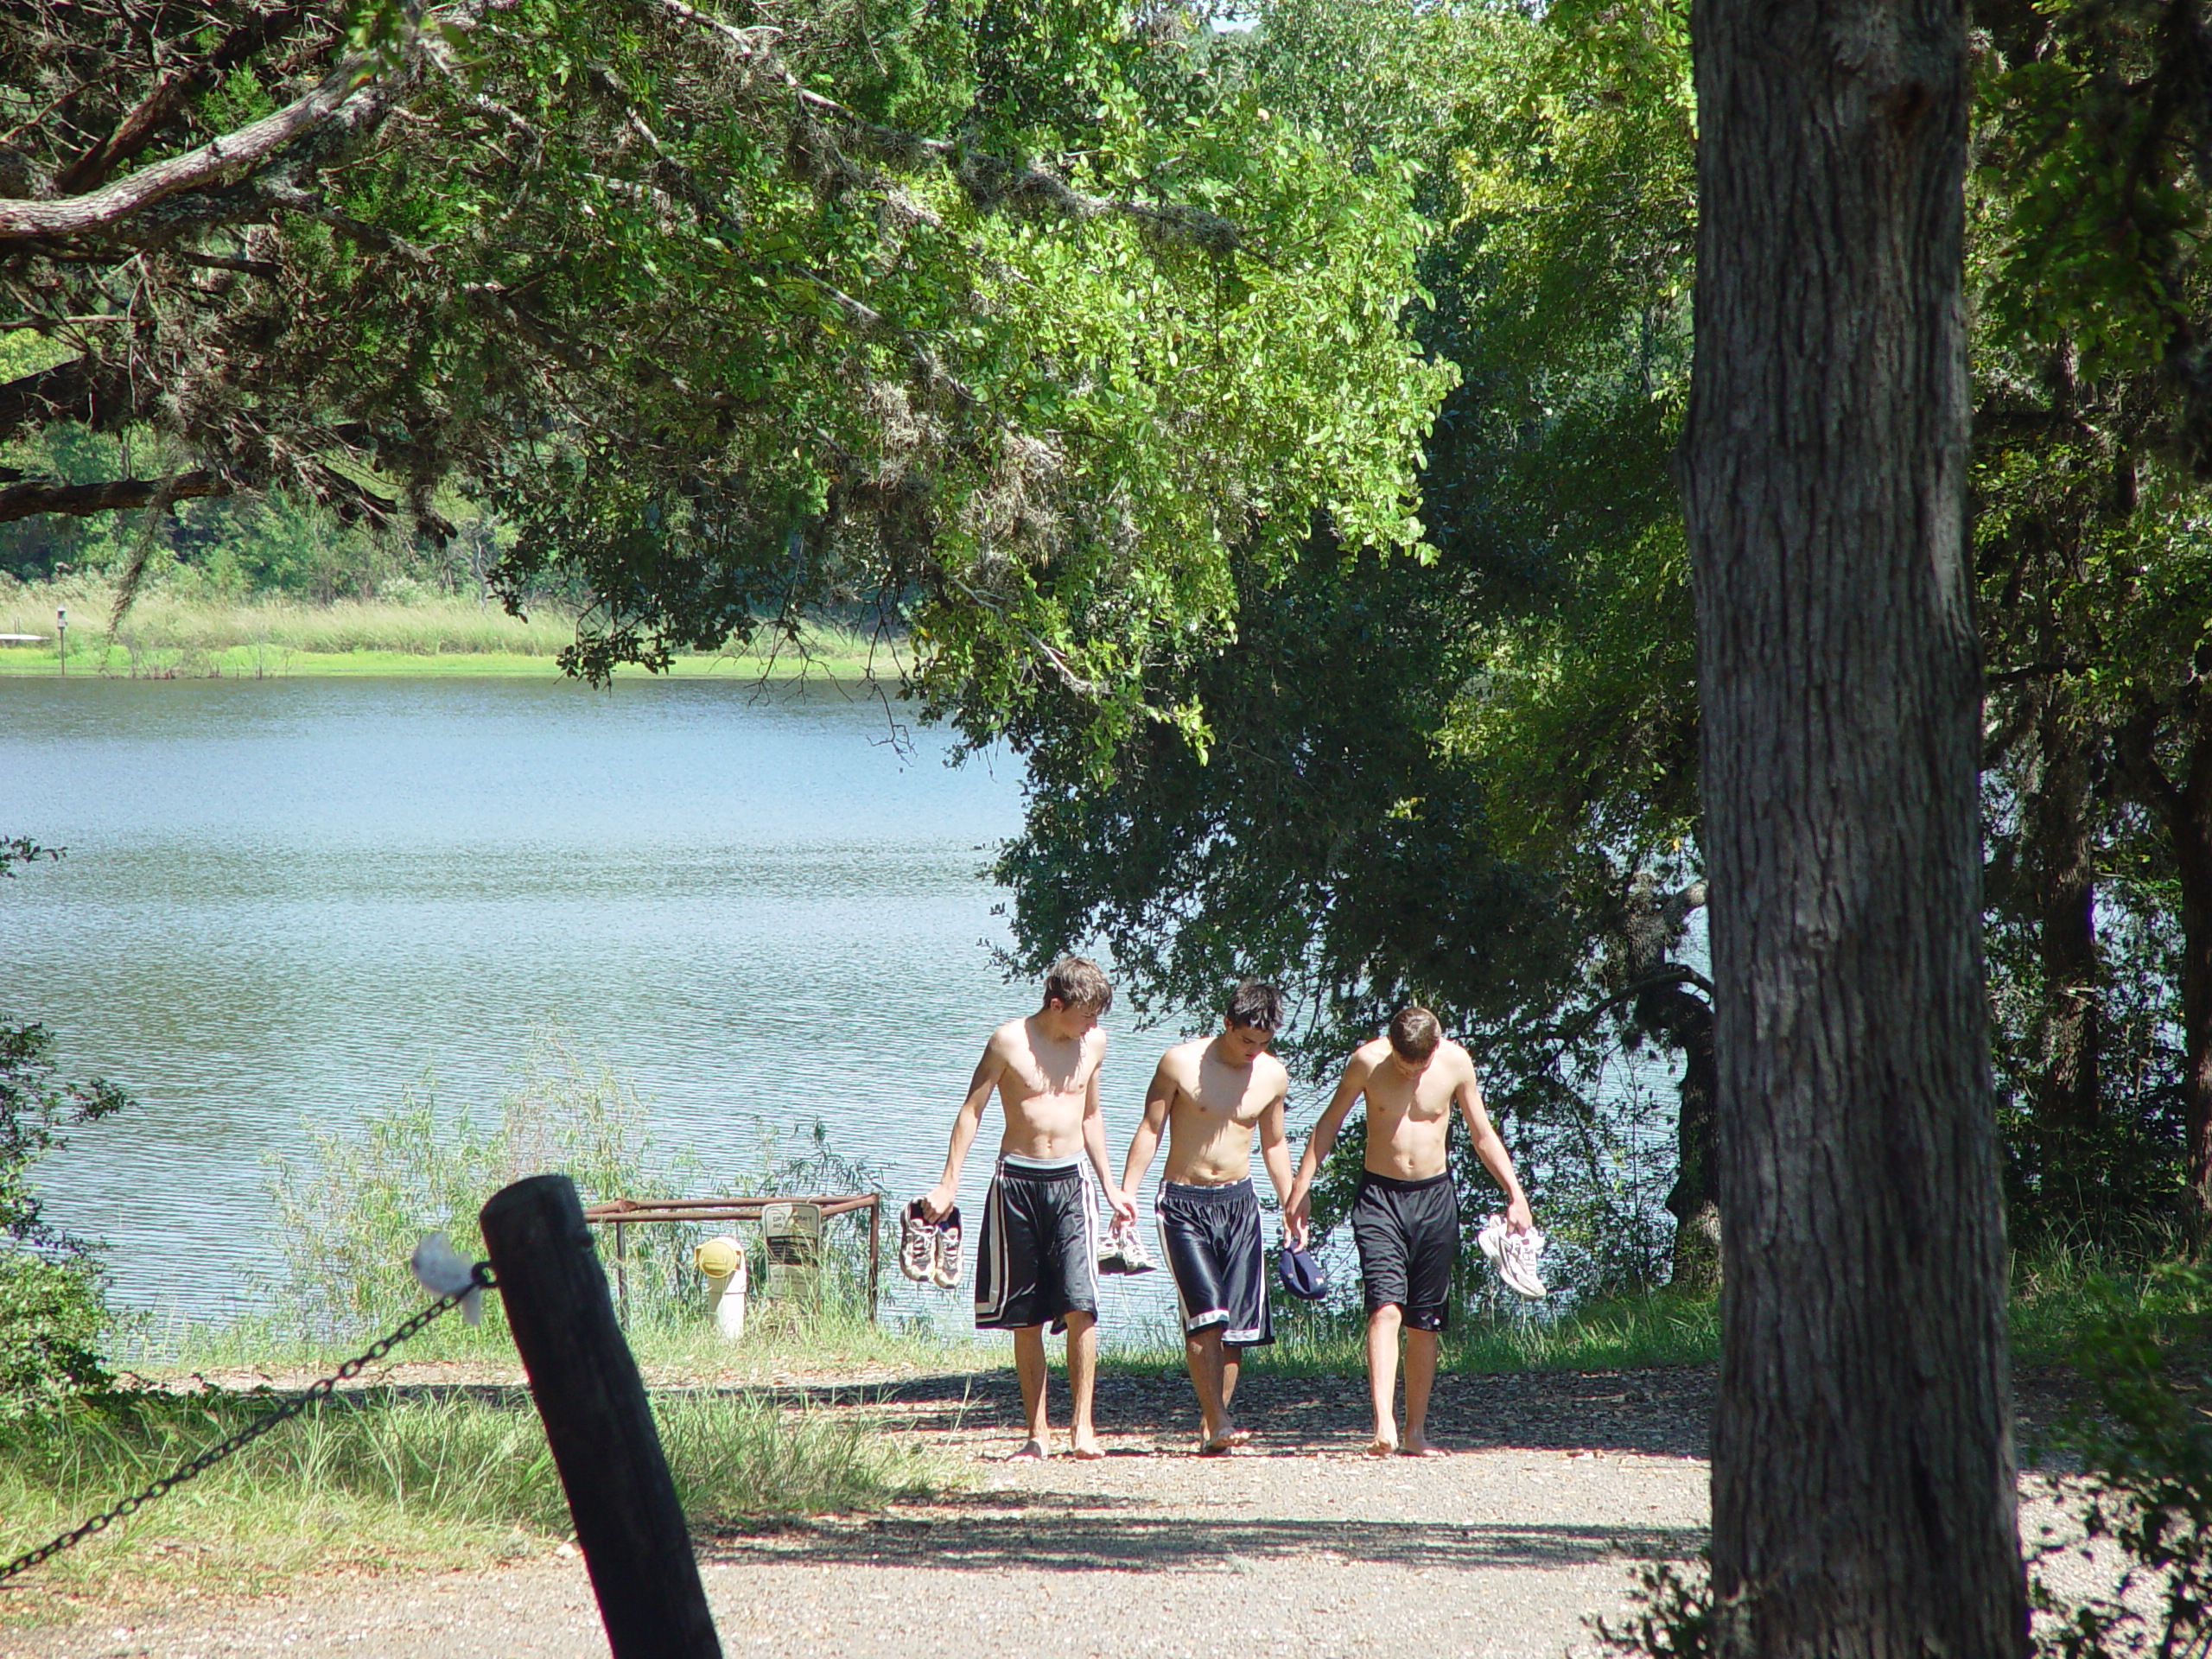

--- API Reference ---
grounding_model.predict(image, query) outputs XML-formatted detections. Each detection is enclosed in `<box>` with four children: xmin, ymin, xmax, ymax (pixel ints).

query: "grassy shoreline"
<box><xmin>0</xmin><ymin>1260</ymin><xmax>2173</xmax><ymax>1624</ymax></box>
<box><xmin>0</xmin><ymin>586</ymin><xmax>906</xmax><ymax>680</ymax></box>
<box><xmin>1</xmin><ymin>1313</ymin><xmax>972</xmax><ymax>1625</ymax></box>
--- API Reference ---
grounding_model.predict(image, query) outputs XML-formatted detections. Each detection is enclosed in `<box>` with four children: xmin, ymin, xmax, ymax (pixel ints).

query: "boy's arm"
<box><xmin>921</xmin><ymin>1042</ymin><xmax>1001</xmax><ymax>1220</ymax></box>
<box><xmin>1286</xmin><ymin>1055</ymin><xmax>1367</xmax><ymax>1247</ymax></box>
<box><xmin>1121</xmin><ymin>1057</ymin><xmax>1176</xmax><ymax>1196</ymax></box>
<box><xmin>1458</xmin><ymin>1068</ymin><xmax>1533</xmax><ymax>1231</ymax></box>
<box><xmin>1084</xmin><ymin>1038</ymin><xmax>1137</xmax><ymax>1223</ymax></box>
<box><xmin>1257</xmin><ymin>1082</ymin><xmax>1295</xmax><ymax>1213</ymax></box>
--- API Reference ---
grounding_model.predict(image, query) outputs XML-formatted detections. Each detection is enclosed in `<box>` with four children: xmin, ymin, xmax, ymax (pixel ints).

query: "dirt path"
<box><xmin>2</xmin><ymin>1366</ymin><xmax>2101</xmax><ymax>1659</ymax></box>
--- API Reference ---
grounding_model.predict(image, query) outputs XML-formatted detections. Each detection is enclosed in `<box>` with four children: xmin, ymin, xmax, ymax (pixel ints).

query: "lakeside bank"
<box><xmin>0</xmin><ymin>588</ymin><xmax>901</xmax><ymax>679</ymax></box>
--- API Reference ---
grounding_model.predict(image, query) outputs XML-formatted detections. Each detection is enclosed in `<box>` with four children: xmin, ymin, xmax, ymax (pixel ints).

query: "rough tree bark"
<box><xmin>1681</xmin><ymin>0</ymin><xmax>2028</xmax><ymax>1649</ymax></box>
<box><xmin>0</xmin><ymin>471</ymin><xmax>228</xmax><ymax>522</ymax></box>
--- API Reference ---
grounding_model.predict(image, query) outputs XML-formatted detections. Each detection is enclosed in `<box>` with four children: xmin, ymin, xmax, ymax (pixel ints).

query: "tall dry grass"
<box><xmin>2</xmin><ymin>579</ymin><xmax>576</xmax><ymax>658</ymax></box>
<box><xmin>0</xmin><ymin>577</ymin><xmax>899</xmax><ymax>670</ymax></box>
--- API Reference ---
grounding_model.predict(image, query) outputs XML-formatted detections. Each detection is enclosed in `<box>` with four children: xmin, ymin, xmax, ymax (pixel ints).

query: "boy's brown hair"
<box><xmin>1225</xmin><ymin>979</ymin><xmax>1284</xmax><ymax>1032</ymax></box>
<box><xmin>1042</xmin><ymin>955</ymin><xmax>1114</xmax><ymax>1014</ymax></box>
<box><xmin>1388</xmin><ymin>1006</ymin><xmax>1442</xmax><ymax>1062</ymax></box>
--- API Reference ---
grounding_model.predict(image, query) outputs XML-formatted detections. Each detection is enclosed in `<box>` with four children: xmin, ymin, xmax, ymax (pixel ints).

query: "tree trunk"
<box><xmin>1681</xmin><ymin>0</ymin><xmax>2027</xmax><ymax>1649</ymax></box>
<box><xmin>2118</xmin><ymin>698</ymin><xmax>2212</xmax><ymax>1223</ymax></box>
<box><xmin>2185</xmin><ymin>823</ymin><xmax>2212</xmax><ymax>1224</ymax></box>
<box><xmin>1622</xmin><ymin>873</ymin><xmax>1723</xmax><ymax>1291</ymax></box>
<box><xmin>2020</xmin><ymin>688</ymin><xmax>2101</xmax><ymax>1198</ymax></box>
<box><xmin>1650</xmin><ymin>985</ymin><xmax>1721</xmax><ymax>1291</ymax></box>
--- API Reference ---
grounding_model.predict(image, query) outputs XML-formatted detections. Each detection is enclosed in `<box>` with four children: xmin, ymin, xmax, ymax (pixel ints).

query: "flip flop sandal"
<box><xmin>899</xmin><ymin>1199</ymin><xmax>938</xmax><ymax>1283</ymax></box>
<box><xmin>930</xmin><ymin>1205</ymin><xmax>963</xmax><ymax>1289</ymax></box>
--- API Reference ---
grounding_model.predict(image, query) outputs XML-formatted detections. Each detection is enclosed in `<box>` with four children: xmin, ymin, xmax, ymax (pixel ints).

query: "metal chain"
<box><xmin>0</xmin><ymin>1262</ymin><xmax>498</xmax><ymax>1586</ymax></box>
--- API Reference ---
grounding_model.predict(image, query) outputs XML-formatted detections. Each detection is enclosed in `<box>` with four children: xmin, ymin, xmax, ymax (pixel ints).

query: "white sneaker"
<box><xmin>1478</xmin><ymin>1213</ymin><xmax>1548</xmax><ymax>1299</ymax></box>
<box><xmin>1097</xmin><ymin>1216</ymin><xmax>1158</xmax><ymax>1274</ymax></box>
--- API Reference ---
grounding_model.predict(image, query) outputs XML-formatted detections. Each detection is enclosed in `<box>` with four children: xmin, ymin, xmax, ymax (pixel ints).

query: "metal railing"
<box><xmin>581</xmin><ymin>1192</ymin><xmax>882</xmax><ymax>1320</ymax></box>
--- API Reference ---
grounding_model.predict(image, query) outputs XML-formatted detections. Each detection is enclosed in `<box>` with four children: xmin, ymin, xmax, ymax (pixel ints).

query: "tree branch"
<box><xmin>0</xmin><ymin>471</ymin><xmax>228</xmax><ymax>523</ymax></box>
<box><xmin>1986</xmin><ymin>659</ymin><xmax>2088</xmax><ymax>685</ymax></box>
<box><xmin>1538</xmin><ymin>965</ymin><xmax>1715</xmax><ymax>1058</ymax></box>
<box><xmin>0</xmin><ymin>54</ymin><xmax>382</xmax><ymax>246</ymax></box>
<box><xmin>53</xmin><ymin>4</ymin><xmax>316</xmax><ymax>195</ymax></box>
<box><xmin>0</xmin><ymin>355</ymin><xmax>142</xmax><ymax>447</ymax></box>
<box><xmin>644</xmin><ymin>0</ymin><xmax>1243</xmax><ymax>254</ymax></box>
<box><xmin>2114</xmin><ymin>704</ymin><xmax>2188</xmax><ymax>830</ymax></box>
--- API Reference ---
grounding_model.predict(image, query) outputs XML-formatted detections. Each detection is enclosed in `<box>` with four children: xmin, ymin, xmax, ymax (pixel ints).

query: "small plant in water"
<box><xmin>264</xmin><ymin>1028</ymin><xmax>696</xmax><ymax>1339</ymax></box>
<box><xmin>260</xmin><ymin>1030</ymin><xmax>887</xmax><ymax>1344</ymax></box>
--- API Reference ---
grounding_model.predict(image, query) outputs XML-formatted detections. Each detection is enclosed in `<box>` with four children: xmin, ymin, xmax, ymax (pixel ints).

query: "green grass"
<box><xmin>2008</xmin><ymin>1225</ymin><xmax>2202</xmax><ymax>1363</ymax></box>
<box><xmin>1098</xmin><ymin>1290</ymin><xmax>1724</xmax><ymax>1379</ymax></box>
<box><xmin>0</xmin><ymin>586</ymin><xmax>902</xmax><ymax>678</ymax></box>
<box><xmin>0</xmin><ymin>1378</ymin><xmax>950</xmax><ymax>1619</ymax></box>
<box><xmin>128</xmin><ymin>1298</ymin><xmax>990</xmax><ymax>1389</ymax></box>
<box><xmin>1101</xmin><ymin>1232</ymin><xmax>2200</xmax><ymax>1382</ymax></box>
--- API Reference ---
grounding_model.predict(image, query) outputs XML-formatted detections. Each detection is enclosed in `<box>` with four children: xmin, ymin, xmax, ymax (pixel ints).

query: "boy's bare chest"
<box><xmin>1178</xmin><ymin>1064</ymin><xmax>1268</xmax><ymax>1125</ymax></box>
<box><xmin>1364</xmin><ymin>1075</ymin><xmax>1452</xmax><ymax>1125</ymax></box>
<box><xmin>1004</xmin><ymin>1045</ymin><xmax>1095</xmax><ymax>1100</ymax></box>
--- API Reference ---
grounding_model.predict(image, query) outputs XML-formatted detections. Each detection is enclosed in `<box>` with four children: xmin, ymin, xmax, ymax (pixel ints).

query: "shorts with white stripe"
<box><xmin>1157</xmin><ymin>1178</ymin><xmax>1273</xmax><ymax>1347</ymax></box>
<box><xmin>975</xmin><ymin>1157</ymin><xmax>1098</xmax><ymax>1334</ymax></box>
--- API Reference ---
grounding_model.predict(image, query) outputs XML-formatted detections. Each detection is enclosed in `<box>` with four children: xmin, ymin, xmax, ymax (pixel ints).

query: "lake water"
<box><xmin>0</xmin><ymin>676</ymin><xmax>1190</xmax><ymax>1338</ymax></box>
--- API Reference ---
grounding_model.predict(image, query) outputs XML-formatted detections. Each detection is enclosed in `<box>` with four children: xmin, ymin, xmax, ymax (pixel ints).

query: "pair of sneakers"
<box><xmin>1096</xmin><ymin>1214</ymin><xmax>1158</xmax><ymax>1274</ymax></box>
<box><xmin>1477</xmin><ymin>1212</ymin><xmax>1548</xmax><ymax>1299</ymax></box>
<box><xmin>899</xmin><ymin>1200</ymin><xmax>962</xmax><ymax>1288</ymax></box>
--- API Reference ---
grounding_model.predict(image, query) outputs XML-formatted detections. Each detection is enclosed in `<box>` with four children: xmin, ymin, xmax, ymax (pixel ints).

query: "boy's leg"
<box><xmin>1402</xmin><ymin>1328</ymin><xmax>1442</xmax><ymax>1454</ymax></box>
<box><xmin>1065</xmin><ymin>1310</ymin><xmax>1102</xmax><ymax>1457</ymax></box>
<box><xmin>1011</xmin><ymin>1324</ymin><xmax>1052</xmax><ymax>1456</ymax></box>
<box><xmin>1221</xmin><ymin>1345</ymin><xmax>1251</xmax><ymax>1444</ymax></box>
<box><xmin>1184</xmin><ymin>1326</ymin><xmax>1230</xmax><ymax>1447</ymax></box>
<box><xmin>1396</xmin><ymin>1173</ymin><xmax>1456</xmax><ymax>1456</ymax></box>
<box><xmin>1364</xmin><ymin>1303</ymin><xmax>1403</xmax><ymax>1453</ymax></box>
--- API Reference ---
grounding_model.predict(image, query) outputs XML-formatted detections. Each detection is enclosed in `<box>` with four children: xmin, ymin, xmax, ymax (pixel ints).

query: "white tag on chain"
<box><xmin>410</xmin><ymin>1233</ymin><xmax>484</xmax><ymax>1325</ymax></box>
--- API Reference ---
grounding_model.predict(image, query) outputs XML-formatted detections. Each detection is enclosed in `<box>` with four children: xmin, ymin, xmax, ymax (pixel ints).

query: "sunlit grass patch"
<box><xmin>0</xmin><ymin>1383</ymin><xmax>951</xmax><ymax>1617</ymax></box>
<box><xmin>129</xmin><ymin>1300</ymin><xmax>990</xmax><ymax>1392</ymax></box>
<box><xmin>2008</xmin><ymin>1223</ymin><xmax>2202</xmax><ymax>1363</ymax></box>
<box><xmin>1098</xmin><ymin>1288</ymin><xmax>1721</xmax><ymax>1378</ymax></box>
<box><xmin>0</xmin><ymin>583</ymin><xmax>901</xmax><ymax>678</ymax></box>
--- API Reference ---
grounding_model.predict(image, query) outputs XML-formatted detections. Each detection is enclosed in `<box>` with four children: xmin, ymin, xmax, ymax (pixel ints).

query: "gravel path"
<box><xmin>1</xmin><ymin>1365</ymin><xmax>2111</xmax><ymax>1659</ymax></box>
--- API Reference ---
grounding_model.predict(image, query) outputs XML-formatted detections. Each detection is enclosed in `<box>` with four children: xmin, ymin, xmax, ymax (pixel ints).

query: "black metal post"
<box><xmin>868</xmin><ymin>1196</ymin><xmax>880</xmax><ymax>1323</ymax></box>
<box><xmin>480</xmin><ymin>1174</ymin><xmax>721</xmax><ymax>1659</ymax></box>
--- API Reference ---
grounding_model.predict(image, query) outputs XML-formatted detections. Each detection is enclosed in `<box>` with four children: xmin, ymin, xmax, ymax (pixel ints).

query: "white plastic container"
<box><xmin>694</xmin><ymin>1235</ymin><xmax>748</xmax><ymax>1341</ymax></box>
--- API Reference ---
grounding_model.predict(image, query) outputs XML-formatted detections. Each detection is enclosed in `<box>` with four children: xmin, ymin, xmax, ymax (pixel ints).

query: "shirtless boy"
<box><xmin>1121</xmin><ymin>980</ymin><xmax>1294</xmax><ymax>1455</ymax></box>
<box><xmin>921</xmin><ymin>956</ymin><xmax>1135</xmax><ymax>1459</ymax></box>
<box><xmin>1286</xmin><ymin>1007</ymin><xmax>1532</xmax><ymax>1457</ymax></box>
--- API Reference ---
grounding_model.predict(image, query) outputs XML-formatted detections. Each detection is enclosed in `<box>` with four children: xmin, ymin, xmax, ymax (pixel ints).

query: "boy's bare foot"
<box><xmin>1225</xmin><ymin>1425</ymin><xmax>1253</xmax><ymax>1446</ymax></box>
<box><xmin>1198</xmin><ymin>1433</ymin><xmax>1236</xmax><ymax>1456</ymax></box>
<box><xmin>1400</xmin><ymin>1433</ymin><xmax>1447</xmax><ymax>1458</ymax></box>
<box><xmin>1364</xmin><ymin>1433</ymin><xmax>1398</xmax><ymax>1458</ymax></box>
<box><xmin>1010</xmin><ymin>1439</ymin><xmax>1051</xmax><ymax>1460</ymax></box>
<box><xmin>1067</xmin><ymin>1433</ymin><xmax>1106</xmax><ymax>1460</ymax></box>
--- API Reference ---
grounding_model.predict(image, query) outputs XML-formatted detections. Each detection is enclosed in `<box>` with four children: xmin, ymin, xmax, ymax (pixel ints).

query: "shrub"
<box><xmin>261</xmin><ymin>1030</ymin><xmax>887</xmax><ymax>1343</ymax></box>
<box><xmin>2</xmin><ymin>839</ymin><xmax>134</xmax><ymax>1417</ymax></box>
<box><xmin>2031</xmin><ymin>1259</ymin><xmax>2212</xmax><ymax>1659</ymax></box>
<box><xmin>263</xmin><ymin>1031</ymin><xmax>697</xmax><ymax>1340</ymax></box>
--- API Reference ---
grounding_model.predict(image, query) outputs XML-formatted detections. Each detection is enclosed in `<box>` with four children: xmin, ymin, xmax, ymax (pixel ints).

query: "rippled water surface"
<box><xmin>1</xmin><ymin>675</ymin><xmax>1182</xmax><ymax>1332</ymax></box>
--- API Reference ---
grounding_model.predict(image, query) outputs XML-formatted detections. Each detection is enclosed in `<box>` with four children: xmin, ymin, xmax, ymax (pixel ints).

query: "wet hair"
<box><xmin>1387</xmin><ymin>1007</ymin><xmax>1442</xmax><ymax>1063</ymax></box>
<box><xmin>1042</xmin><ymin>955</ymin><xmax>1114</xmax><ymax>1015</ymax></box>
<box><xmin>1225</xmin><ymin>979</ymin><xmax>1283</xmax><ymax>1033</ymax></box>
